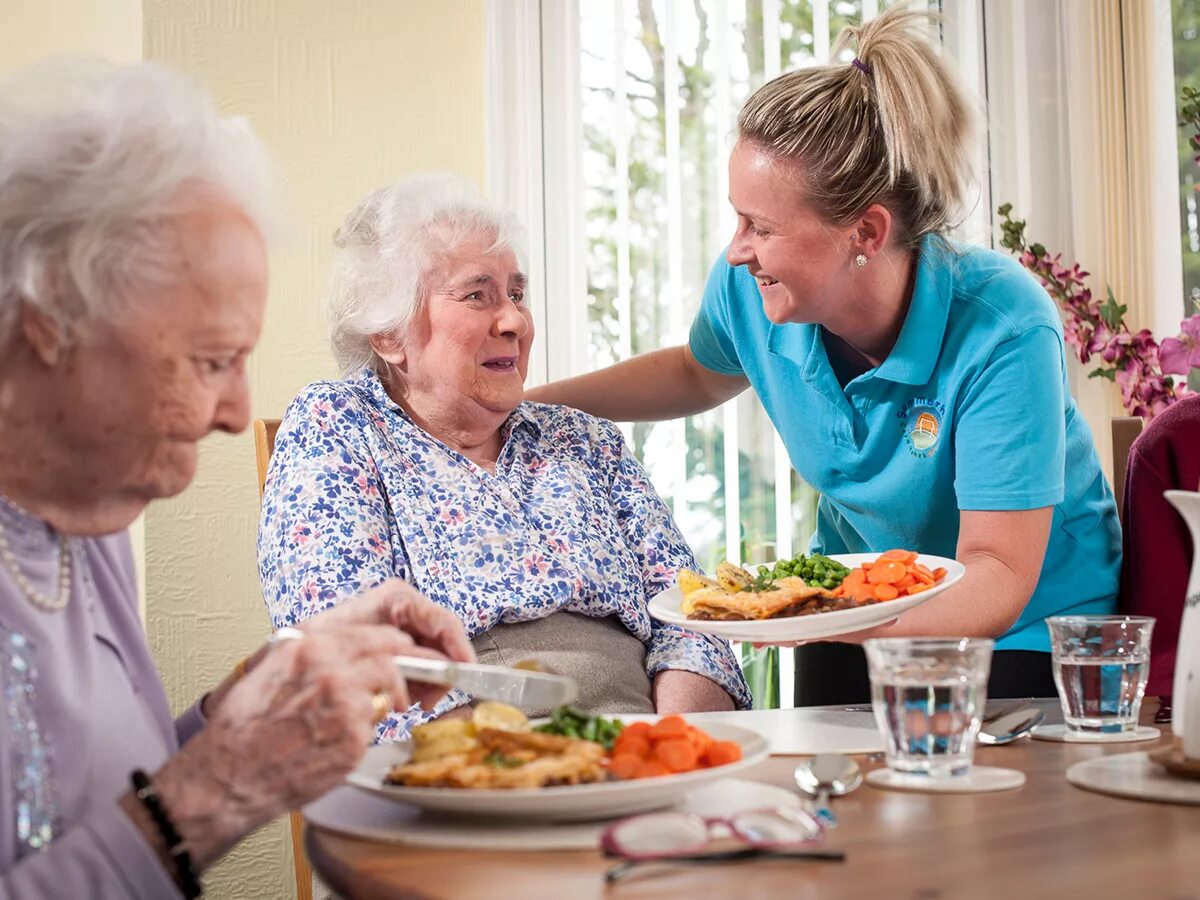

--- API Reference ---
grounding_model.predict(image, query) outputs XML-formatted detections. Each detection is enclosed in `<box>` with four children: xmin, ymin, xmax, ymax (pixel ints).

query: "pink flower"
<box><xmin>1159</xmin><ymin>315</ymin><xmax>1200</xmax><ymax>375</ymax></box>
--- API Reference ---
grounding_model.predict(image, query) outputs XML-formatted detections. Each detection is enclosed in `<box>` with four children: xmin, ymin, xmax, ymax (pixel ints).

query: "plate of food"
<box><xmin>649</xmin><ymin>549</ymin><xmax>965</xmax><ymax>642</ymax></box>
<box><xmin>346</xmin><ymin>704</ymin><xmax>769</xmax><ymax>822</ymax></box>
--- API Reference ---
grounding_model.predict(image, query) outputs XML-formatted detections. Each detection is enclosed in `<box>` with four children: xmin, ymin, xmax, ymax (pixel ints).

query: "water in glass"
<box><xmin>1046</xmin><ymin>616</ymin><xmax>1154</xmax><ymax>734</ymax></box>
<box><xmin>872</xmin><ymin>664</ymin><xmax>984</xmax><ymax>777</ymax></box>
<box><xmin>1053</xmin><ymin>655</ymin><xmax>1149</xmax><ymax>733</ymax></box>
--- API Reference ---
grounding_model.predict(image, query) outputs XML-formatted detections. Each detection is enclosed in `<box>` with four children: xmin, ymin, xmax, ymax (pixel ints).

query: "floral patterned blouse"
<box><xmin>257</xmin><ymin>369</ymin><xmax>751</xmax><ymax>739</ymax></box>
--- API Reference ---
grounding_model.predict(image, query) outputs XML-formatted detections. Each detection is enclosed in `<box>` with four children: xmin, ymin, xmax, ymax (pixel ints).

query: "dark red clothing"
<box><xmin>1119</xmin><ymin>393</ymin><xmax>1200</xmax><ymax>697</ymax></box>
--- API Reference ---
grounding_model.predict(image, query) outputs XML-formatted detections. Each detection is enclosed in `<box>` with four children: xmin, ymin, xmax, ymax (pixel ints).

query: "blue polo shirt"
<box><xmin>689</xmin><ymin>236</ymin><xmax>1120</xmax><ymax>651</ymax></box>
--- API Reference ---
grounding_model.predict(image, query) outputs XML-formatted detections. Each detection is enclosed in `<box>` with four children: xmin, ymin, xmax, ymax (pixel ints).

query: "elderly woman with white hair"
<box><xmin>258</xmin><ymin>173</ymin><xmax>751</xmax><ymax>733</ymax></box>
<box><xmin>0</xmin><ymin>60</ymin><xmax>473</xmax><ymax>898</ymax></box>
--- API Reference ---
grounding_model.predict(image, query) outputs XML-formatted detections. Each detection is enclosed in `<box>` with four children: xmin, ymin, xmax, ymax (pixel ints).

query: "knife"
<box><xmin>393</xmin><ymin>655</ymin><xmax>579</xmax><ymax>708</ymax></box>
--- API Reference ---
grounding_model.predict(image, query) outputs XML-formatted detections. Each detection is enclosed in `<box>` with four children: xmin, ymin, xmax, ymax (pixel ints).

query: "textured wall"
<box><xmin>141</xmin><ymin>1</ymin><xmax>486</xmax><ymax>897</ymax></box>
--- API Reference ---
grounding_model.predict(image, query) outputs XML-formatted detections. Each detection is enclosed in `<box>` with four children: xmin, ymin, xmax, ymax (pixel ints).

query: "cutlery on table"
<box><xmin>392</xmin><ymin>655</ymin><xmax>578</xmax><ymax>708</ymax></box>
<box><xmin>793</xmin><ymin>754</ymin><xmax>863</xmax><ymax>826</ymax></box>
<box><xmin>977</xmin><ymin>706</ymin><xmax>1045</xmax><ymax>745</ymax></box>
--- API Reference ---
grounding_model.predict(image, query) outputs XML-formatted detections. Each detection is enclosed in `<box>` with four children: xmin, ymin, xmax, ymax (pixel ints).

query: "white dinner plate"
<box><xmin>649</xmin><ymin>552</ymin><xmax>965</xmax><ymax>643</ymax></box>
<box><xmin>346</xmin><ymin>721</ymin><xmax>768</xmax><ymax>822</ymax></box>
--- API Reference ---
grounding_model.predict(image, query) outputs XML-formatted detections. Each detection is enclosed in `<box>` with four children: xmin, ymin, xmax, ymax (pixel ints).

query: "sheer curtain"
<box><xmin>985</xmin><ymin>0</ymin><xmax>1183</xmax><ymax>478</ymax></box>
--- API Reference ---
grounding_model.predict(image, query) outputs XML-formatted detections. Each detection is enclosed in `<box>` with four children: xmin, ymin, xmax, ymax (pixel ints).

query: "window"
<box><xmin>1174</xmin><ymin>0</ymin><xmax>1200</xmax><ymax>319</ymax></box>
<box><xmin>487</xmin><ymin>0</ymin><xmax>981</xmax><ymax>706</ymax></box>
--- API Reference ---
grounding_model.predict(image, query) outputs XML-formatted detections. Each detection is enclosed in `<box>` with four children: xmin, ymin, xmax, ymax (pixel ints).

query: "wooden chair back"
<box><xmin>252</xmin><ymin>417</ymin><xmax>312</xmax><ymax>900</ymax></box>
<box><xmin>1111</xmin><ymin>416</ymin><xmax>1145</xmax><ymax>526</ymax></box>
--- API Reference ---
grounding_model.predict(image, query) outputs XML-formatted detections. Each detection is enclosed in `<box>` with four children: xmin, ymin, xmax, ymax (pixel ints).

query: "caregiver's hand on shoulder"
<box><xmin>141</xmin><ymin>580</ymin><xmax>473</xmax><ymax>869</ymax></box>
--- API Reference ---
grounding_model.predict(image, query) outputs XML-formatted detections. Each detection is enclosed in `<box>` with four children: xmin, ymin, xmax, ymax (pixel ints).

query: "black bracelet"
<box><xmin>130</xmin><ymin>769</ymin><xmax>203</xmax><ymax>899</ymax></box>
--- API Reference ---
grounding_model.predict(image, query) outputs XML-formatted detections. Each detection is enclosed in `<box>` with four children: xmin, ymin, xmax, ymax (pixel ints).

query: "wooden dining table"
<box><xmin>305</xmin><ymin>699</ymin><xmax>1200</xmax><ymax>899</ymax></box>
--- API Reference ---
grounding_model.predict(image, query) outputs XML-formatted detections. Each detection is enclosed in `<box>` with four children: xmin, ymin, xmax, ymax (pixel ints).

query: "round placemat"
<box><xmin>304</xmin><ymin>777</ymin><xmax>800</xmax><ymax>851</ymax></box>
<box><xmin>1067</xmin><ymin>752</ymin><xmax>1200</xmax><ymax>805</ymax></box>
<box><xmin>1032</xmin><ymin>724</ymin><xmax>1161</xmax><ymax>744</ymax></box>
<box><xmin>866</xmin><ymin>766</ymin><xmax>1025</xmax><ymax>794</ymax></box>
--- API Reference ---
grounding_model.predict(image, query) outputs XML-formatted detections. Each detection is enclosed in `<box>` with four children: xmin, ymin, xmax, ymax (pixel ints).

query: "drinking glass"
<box><xmin>864</xmin><ymin>638</ymin><xmax>993</xmax><ymax>778</ymax></box>
<box><xmin>1046</xmin><ymin>616</ymin><xmax>1154</xmax><ymax>733</ymax></box>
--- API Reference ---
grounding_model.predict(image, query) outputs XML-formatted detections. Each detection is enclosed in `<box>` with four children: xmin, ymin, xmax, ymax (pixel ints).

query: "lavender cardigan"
<box><xmin>0</xmin><ymin>500</ymin><xmax>203</xmax><ymax>898</ymax></box>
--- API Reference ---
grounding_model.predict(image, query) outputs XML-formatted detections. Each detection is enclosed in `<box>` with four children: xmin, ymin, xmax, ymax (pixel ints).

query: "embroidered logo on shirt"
<box><xmin>898</xmin><ymin>398</ymin><xmax>946</xmax><ymax>458</ymax></box>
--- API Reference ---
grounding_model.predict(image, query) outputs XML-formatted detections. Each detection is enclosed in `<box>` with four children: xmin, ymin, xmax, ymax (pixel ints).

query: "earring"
<box><xmin>854</xmin><ymin>253</ymin><xmax>868</xmax><ymax>268</ymax></box>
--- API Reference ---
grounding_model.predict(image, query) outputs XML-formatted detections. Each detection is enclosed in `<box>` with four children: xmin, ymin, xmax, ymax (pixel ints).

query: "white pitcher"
<box><xmin>1165</xmin><ymin>490</ymin><xmax>1200</xmax><ymax>759</ymax></box>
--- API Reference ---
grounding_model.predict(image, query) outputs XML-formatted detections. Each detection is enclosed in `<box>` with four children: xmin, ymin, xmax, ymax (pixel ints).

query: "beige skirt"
<box><xmin>471</xmin><ymin>612</ymin><xmax>654</xmax><ymax>717</ymax></box>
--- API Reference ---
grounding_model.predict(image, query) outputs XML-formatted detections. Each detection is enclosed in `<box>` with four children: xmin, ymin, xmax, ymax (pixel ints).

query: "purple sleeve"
<box><xmin>0</xmin><ymin>799</ymin><xmax>181</xmax><ymax>899</ymax></box>
<box><xmin>174</xmin><ymin>700</ymin><xmax>207</xmax><ymax>747</ymax></box>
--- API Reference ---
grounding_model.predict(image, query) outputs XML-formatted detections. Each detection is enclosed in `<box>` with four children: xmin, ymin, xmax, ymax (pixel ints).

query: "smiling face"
<box><xmin>385</xmin><ymin>235</ymin><xmax>532</xmax><ymax>435</ymax></box>
<box><xmin>45</xmin><ymin>190</ymin><xmax>268</xmax><ymax>508</ymax></box>
<box><xmin>725</xmin><ymin>140</ymin><xmax>859</xmax><ymax>326</ymax></box>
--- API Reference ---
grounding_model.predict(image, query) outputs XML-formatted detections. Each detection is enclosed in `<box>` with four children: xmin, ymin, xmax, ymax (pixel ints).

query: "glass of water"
<box><xmin>864</xmin><ymin>638</ymin><xmax>993</xmax><ymax>778</ymax></box>
<box><xmin>1046</xmin><ymin>616</ymin><xmax>1154</xmax><ymax>733</ymax></box>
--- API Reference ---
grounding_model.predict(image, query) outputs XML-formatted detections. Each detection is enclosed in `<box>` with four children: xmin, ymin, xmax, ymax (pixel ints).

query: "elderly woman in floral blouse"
<box><xmin>258</xmin><ymin>173</ymin><xmax>750</xmax><ymax>734</ymax></box>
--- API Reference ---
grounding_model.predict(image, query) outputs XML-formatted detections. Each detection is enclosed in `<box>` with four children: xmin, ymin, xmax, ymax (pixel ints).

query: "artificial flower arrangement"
<box><xmin>996</xmin><ymin>86</ymin><xmax>1200</xmax><ymax>419</ymax></box>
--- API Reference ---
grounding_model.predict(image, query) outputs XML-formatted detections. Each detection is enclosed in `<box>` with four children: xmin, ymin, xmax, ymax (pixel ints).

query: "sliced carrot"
<box><xmin>636</xmin><ymin>759</ymin><xmax>672</xmax><ymax>779</ymax></box>
<box><xmin>655</xmin><ymin>738</ymin><xmax>701</xmax><ymax>773</ymax></box>
<box><xmin>867</xmin><ymin>560</ymin><xmax>907</xmax><ymax>585</ymax></box>
<box><xmin>831</xmin><ymin>585</ymin><xmax>845</xmax><ymax>598</ymax></box>
<box><xmin>905</xmin><ymin>582</ymin><xmax>932</xmax><ymax>594</ymax></box>
<box><xmin>931</xmin><ymin>567</ymin><xmax>947</xmax><ymax>581</ymax></box>
<box><xmin>895</xmin><ymin>574</ymin><xmax>917</xmax><ymax>590</ymax></box>
<box><xmin>703</xmin><ymin>741</ymin><xmax>743</xmax><ymax>767</ymax></box>
<box><xmin>648</xmin><ymin>715</ymin><xmax>689</xmax><ymax>741</ymax></box>
<box><xmin>621</xmin><ymin>721</ymin><xmax>652</xmax><ymax>740</ymax></box>
<box><xmin>613</xmin><ymin>733</ymin><xmax>651</xmax><ymax>759</ymax></box>
<box><xmin>609</xmin><ymin>753</ymin><xmax>643</xmax><ymax>780</ymax></box>
<box><xmin>880</xmin><ymin>549</ymin><xmax>918</xmax><ymax>564</ymax></box>
<box><xmin>685</xmin><ymin>726</ymin><xmax>714</xmax><ymax>754</ymax></box>
<box><xmin>873</xmin><ymin>583</ymin><xmax>900</xmax><ymax>601</ymax></box>
<box><xmin>843</xmin><ymin>569</ymin><xmax>867</xmax><ymax>591</ymax></box>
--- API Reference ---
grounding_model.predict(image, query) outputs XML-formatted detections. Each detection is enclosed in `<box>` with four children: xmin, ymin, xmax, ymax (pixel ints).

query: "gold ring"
<box><xmin>371</xmin><ymin>692</ymin><xmax>391</xmax><ymax>723</ymax></box>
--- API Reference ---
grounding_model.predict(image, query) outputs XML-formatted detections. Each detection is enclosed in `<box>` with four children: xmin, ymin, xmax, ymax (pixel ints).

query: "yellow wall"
<box><xmin>0</xmin><ymin>1</ymin><xmax>142</xmax><ymax>69</ymax></box>
<box><xmin>140</xmin><ymin>1</ymin><xmax>486</xmax><ymax>897</ymax></box>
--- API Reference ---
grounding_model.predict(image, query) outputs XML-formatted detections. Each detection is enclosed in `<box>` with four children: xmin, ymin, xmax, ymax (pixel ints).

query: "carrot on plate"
<box><xmin>621</xmin><ymin>721</ymin><xmax>652</xmax><ymax>740</ymax></box>
<box><xmin>655</xmin><ymin>738</ymin><xmax>701</xmax><ymax>773</ymax></box>
<box><xmin>608</xmin><ymin>752</ymin><xmax>643</xmax><ymax>781</ymax></box>
<box><xmin>648</xmin><ymin>715</ymin><xmax>689</xmax><ymax>741</ymax></box>
<box><xmin>637</xmin><ymin>759</ymin><xmax>673</xmax><ymax>778</ymax></box>
<box><xmin>613</xmin><ymin>732</ymin><xmax>651</xmax><ymax>759</ymax></box>
<box><xmin>873</xmin><ymin>583</ymin><xmax>900</xmax><ymax>601</ymax></box>
<box><xmin>702</xmin><ymin>741</ymin><xmax>743</xmax><ymax>767</ymax></box>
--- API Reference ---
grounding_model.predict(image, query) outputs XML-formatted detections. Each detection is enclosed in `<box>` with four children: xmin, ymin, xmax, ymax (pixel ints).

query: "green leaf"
<box><xmin>1098</xmin><ymin>287</ymin><xmax>1127</xmax><ymax>328</ymax></box>
<box><xmin>997</xmin><ymin>202</ymin><xmax>1012</xmax><ymax>217</ymax></box>
<box><xmin>1088</xmin><ymin>367</ymin><xmax>1117</xmax><ymax>381</ymax></box>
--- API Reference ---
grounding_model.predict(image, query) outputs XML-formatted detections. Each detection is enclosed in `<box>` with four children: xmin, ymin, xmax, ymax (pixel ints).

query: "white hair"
<box><xmin>0</xmin><ymin>57</ymin><xmax>277</xmax><ymax>348</ymax></box>
<box><xmin>327</xmin><ymin>172</ymin><xmax>527</xmax><ymax>378</ymax></box>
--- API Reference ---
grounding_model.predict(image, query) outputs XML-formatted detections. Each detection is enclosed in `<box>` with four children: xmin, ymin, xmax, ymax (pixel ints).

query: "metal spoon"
<box><xmin>794</xmin><ymin>753</ymin><xmax>863</xmax><ymax>826</ymax></box>
<box><xmin>976</xmin><ymin>706</ymin><xmax>1045</xmax><ymax>746</ymax></box>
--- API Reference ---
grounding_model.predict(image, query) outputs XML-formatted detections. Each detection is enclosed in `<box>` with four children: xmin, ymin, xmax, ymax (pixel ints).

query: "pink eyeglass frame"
<box><xmin>599</xmin><ymin>805</ymin><xmax>827</xmax><ymax>861</ymax></box>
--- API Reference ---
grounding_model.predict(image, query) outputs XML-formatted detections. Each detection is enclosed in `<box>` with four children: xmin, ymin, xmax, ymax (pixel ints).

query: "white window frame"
<box><xmin>485</xmin><ymin>0</ymin><xmax>585</xmax><ymax>388</ymax></box>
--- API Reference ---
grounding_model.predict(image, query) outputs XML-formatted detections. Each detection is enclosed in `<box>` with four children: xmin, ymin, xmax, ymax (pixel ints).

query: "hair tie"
<box><xmin>851</xmin><ymin>57</ymin><xmax>872</xmax><ymax>76</ymax></box>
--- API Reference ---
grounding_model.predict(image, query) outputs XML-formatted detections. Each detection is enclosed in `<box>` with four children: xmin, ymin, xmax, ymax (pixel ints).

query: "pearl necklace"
<box><xmin>0</xmin><ymin>497</ymin><xmax>72</xmax><ymax>613</ymax></box>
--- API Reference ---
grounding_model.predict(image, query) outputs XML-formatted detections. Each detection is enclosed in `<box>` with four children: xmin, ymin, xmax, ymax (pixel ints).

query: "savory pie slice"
<box><xmin>687</xmin><ymin>577</ymin><xmax>835</xmax><ymax>621</ymax></box>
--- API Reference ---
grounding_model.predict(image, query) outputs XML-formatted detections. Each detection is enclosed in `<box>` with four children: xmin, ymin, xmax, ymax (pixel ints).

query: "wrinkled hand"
<box><xmin>153</xmin><ymin>580</ymin><xmax>473</xmax><ymax>867</ymax></box>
